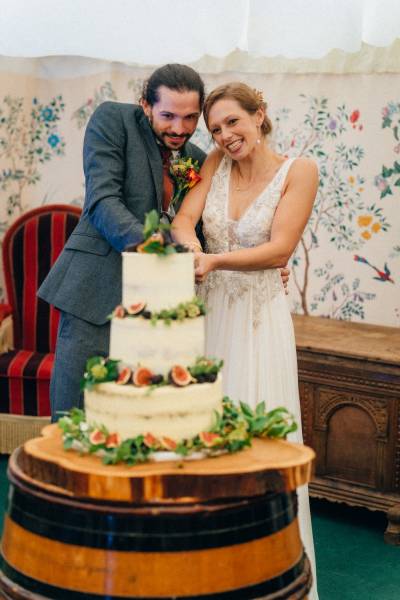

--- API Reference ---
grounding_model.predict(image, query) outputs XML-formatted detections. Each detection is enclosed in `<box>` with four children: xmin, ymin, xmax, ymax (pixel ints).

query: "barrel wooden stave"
<box><xmin>0</xmin><ymin>471</ymin><xmax>312</xmax><ymax>599</ymax></box>
<box><xmin>0</xmin><ymin>558</ymin><xmax>311</xmax><ymax>600</ymax></box>
<box><xmin>0</xmin><ymin>429</ymin><xmax>314</xmax><ymax>599</ymax></box>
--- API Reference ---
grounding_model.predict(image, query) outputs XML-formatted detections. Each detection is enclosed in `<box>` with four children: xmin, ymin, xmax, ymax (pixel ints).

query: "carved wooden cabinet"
<box><xmin>293</xmin><ymin>315</ymin><xmax>400</xmax><ymax>543</ymax></box>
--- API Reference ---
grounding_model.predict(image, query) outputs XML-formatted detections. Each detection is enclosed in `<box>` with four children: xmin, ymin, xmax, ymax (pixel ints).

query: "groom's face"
<box><xmin>142</xmin><ymin>85</ymin><xmax>201</xmax><ymax>150</ymax></box>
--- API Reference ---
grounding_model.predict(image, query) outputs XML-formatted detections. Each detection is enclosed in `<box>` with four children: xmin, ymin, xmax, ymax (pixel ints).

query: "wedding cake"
<box><xmin>84</xmin><ymin>249</ymin><xmax>223</xmax><ymax>442</ymax></box>
<box><xmin>61</xmin><ymin>214</ymin><xmax>296</xmax><ymax>463</ymax></box>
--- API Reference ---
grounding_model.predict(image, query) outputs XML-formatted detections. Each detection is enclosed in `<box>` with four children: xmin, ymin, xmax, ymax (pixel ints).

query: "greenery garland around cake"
<box><xmin>110</xmin><ymin>296</ymin><xmax>206</xmax><ymax>326</ymax></box>
<box><xmin>80</xmin><ymin>356</ymin><xmax>223</xmax><ymax>390</ymax></box>
<box><xmin>59</xmin><ymin>398</ymin><xmax>298</xmax><ymax>466</ymax></box>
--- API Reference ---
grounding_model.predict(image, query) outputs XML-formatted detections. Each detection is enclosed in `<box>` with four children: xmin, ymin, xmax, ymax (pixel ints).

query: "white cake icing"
<box><xmin>85</xmin><ymin>377</ymin><xmax>222</xmax><ymax>441</ymax></box>
<box><xmin>110</xmin><ymin>316</ymin><xmax>204</xmax><ymax>376</ymax></box>
<box><xmin>84</xmin><ymin>251</ymin><xmax>223</xmax><ymax>443</ymax></box>
<box><xmin>122</xmin><ymin>252</ymin><xmax>195</xmax><ymax>311</ymax></box>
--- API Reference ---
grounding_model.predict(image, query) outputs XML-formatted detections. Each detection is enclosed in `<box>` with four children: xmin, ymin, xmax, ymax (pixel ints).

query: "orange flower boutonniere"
<box><xmin>169</xmin><ymin>157</ymin><xmax>201</xmax><ymax>207</ymax></box>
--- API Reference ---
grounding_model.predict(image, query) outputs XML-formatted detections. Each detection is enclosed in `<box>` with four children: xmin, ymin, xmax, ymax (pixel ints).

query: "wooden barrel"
<box><xmin>0</xmin><ymin>425</ymin><xmax>314</xmax><ymax>599</ymax></box>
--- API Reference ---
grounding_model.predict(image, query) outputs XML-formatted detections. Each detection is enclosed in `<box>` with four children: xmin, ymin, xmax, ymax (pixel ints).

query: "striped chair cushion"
<box><xmin>4</xmin><ymin>207</ymin><xmax>80</xmax><ymax>353</ymax></box>
<box><xmin>1</xmin><ymin>205</ymin><xmax>81</xmax><ymax>417</ymax></box>
<box><xmin>0</xmin><ymin>350</ymin><xmax>53</xmax><ymax>416</ymax></box>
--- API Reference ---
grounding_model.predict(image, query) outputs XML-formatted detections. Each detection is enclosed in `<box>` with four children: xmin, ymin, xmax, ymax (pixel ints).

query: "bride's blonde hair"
<box><xmin>203</xmin><ymin>82</ymin><xmax>272</xmax><ymax>136</ymax></box>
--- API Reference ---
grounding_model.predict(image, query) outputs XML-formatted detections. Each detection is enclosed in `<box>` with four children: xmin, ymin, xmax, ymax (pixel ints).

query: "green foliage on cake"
<box><xmin>80</xmin><ymin>356</ymin><xmax>119</xmax><ymax>391</ymax></box>
<box><xmin>58</xmin><ymin>398</ymin><xmax>298</xmax><ymax>466</ymax></box>
<box><xmin>188</xmin><ymin>357</ymin><xmax>224</xmax><ymax>382</ymax></box>
<box><xmin>110</xmin><ymin>296</ymin><xmax>206</xmax><ymax>325</ymax></box>
<box><xmin>80</xmin><ymin>356</ymin><xmax>224</xmax><ymax>392</ymax></box>
<box><xmin>125</xmin><ymin>210</ymin><xmax>188</xmax><ymax>255</ymax></box>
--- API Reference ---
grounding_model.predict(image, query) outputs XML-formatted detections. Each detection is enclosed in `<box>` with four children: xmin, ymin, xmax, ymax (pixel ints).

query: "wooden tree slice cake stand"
<box><xmin>0</xmin><ymin>424</ymin><xmax>315</xmax><ymax>600</ymax></box>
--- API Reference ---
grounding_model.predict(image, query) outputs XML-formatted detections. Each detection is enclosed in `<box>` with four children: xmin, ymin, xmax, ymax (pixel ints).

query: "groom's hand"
<box><xmin>280</xmin><ymin>267</ymin><xmax>290</xmax><ymax>294</ymax></box>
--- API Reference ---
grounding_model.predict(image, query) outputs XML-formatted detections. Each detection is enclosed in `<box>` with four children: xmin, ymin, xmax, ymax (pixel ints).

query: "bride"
<box><xmin>172</xmin><ymin>82</ymin><xmax>319</xmax><ymax>598</ymax></box>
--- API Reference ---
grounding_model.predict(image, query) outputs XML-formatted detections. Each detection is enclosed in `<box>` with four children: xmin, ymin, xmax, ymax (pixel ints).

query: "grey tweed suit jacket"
<box><xmin>38</xmin><ymin>101</ymin><xmax>206</xmax><ymax>325</ymax></box>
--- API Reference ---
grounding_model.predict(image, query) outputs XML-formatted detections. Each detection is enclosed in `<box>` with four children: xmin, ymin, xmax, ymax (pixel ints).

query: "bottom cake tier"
<box><xmin>84</xmin><ymin>377</ymin><xmax>223</xmax><ymax>441</ymax></box>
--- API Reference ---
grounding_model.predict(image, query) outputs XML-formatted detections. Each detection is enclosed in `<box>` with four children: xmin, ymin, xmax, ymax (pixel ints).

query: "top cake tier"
<box><xmin>122</xmin><ymin>253</ymin><xmax>195</xmax><ymax>311</ymax></box>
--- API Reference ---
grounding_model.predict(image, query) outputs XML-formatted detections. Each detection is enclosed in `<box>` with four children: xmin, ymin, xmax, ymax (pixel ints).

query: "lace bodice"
<box><xmin>199</xmin><ymin>155</ymin><xmax>296</xmax><ymax>326</ymax></box>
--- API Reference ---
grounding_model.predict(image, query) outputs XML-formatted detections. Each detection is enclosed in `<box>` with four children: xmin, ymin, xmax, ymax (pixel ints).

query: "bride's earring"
<box><xmin>256</xmin><ymin>126</ymin><xmax>261</xmax><ymax>144</ymax></box>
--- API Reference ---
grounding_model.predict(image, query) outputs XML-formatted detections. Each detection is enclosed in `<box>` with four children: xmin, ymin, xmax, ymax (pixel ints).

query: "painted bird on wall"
<box><xmin>354</xmin><ymin>255</ymin><xmax>395</xmax><ymax>283</ymax></box>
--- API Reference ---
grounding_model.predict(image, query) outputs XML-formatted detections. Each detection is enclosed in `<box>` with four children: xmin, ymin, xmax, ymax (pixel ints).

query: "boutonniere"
<box><xmin>169</xmin><ymin>157</ymin><xmax>201</xmax><ymax>207</ymax></box>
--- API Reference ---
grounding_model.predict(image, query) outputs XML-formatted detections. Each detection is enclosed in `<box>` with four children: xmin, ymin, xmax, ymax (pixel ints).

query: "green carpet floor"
<box><xmin>0</xmin><ymin>454</ymin><xmax>399</xmax><ymax>599</ymax></box>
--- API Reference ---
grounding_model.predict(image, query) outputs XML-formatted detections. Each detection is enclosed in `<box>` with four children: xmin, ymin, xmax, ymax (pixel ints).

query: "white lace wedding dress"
<box><xmin>199</xmin><ymin>155</ymin><xmax>318</xmax><ymax>599</ymax></box>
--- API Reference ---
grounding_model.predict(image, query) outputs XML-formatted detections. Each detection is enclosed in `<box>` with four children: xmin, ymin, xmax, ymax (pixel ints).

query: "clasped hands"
<box><xmin>194</xmin><ymin>252</ymin><xmax>217</xmax><ymax>283</ymax></box>
<box><xmin>194</xmin><ymin>251</ymin><xmax>291</xmax><ymax>293</ymax></box>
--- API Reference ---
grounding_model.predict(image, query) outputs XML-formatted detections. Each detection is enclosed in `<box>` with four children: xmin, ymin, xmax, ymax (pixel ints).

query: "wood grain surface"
<box><xmin>14</xmin><ymin>424</ymin><xmax>315</xmax><ymax>503</ymax></box>
<box><xmin>293</xmin><ymin>314</ymin><xmax>400</xmax><ymax>364</ymax></box>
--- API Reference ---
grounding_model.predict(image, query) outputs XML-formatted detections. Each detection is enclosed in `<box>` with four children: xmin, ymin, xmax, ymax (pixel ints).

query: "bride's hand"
<box><xmin>194</xmin><ymin>252</ymin><xmax>217</xmax><ymax>283</ymax></box>
<box><xmin>280</xmin><ymin>266</ymin><xmax>290</xmax><ymax>295</ymax></box>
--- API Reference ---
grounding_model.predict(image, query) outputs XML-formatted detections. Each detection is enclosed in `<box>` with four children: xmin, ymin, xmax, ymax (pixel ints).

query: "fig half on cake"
<box><xmin>169</xmin><ymin>365</ymin><xmax>192</xmax><ymax>387</ymax></box>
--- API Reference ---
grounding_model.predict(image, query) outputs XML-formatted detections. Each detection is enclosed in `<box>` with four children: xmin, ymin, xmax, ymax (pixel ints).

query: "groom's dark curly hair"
<box><xmin>141</xmin><ymin>64</ymin><xmax>205</xmax><ymax>109</ymax></box>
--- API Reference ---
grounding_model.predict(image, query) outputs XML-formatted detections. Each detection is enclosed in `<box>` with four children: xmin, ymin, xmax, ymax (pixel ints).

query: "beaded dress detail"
<box><xmin>200</xmin><ymin>155</ymin><xmax>293</xmax><ymax>327</ymax></box>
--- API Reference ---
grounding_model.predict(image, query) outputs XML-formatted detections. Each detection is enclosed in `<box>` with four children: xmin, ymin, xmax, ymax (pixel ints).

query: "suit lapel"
<box><xmin>138</xmin><ymin>111</ymin><xmax>163</xmax><ymax>211</ymax></box>
<box><xmin>182</xmin><ymin>141</ymin><xmax>191</xmax><ymax>159</ymax></box>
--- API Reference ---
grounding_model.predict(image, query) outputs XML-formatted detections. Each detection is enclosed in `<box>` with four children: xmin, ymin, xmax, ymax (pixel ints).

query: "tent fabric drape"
<box><xmin>0</xmin><ymin>0</ymin><xmax>400</xmax><ymax>64</ymax></box>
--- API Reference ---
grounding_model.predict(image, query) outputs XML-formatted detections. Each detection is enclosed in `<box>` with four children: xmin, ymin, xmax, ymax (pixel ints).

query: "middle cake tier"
<box><xmin>109</xmin><ymin>316</ymin><xmax>204</xmax><ymax>375</ymax></box>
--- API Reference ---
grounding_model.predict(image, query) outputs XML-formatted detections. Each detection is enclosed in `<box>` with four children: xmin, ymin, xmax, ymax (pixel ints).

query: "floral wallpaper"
<box><xmin>0</xmin><ymin>60</ymin><xmax>398</xmax><ymax>327</ymax></box>
<box><xmin>273</xmin><ymin>96</ymin><xmax>392</xmax><ymax>321</ymax></box>
<box><xmin>0</xmin><ymin>95</ymin><xmax>65</xmax><ymax>233</ymax></box>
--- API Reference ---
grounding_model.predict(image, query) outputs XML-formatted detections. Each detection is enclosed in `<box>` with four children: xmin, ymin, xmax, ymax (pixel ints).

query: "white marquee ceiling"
<box><xmin>0</xmin><ymin>0</ymin><xmax>399</xmax><ymax>64</ymax></box>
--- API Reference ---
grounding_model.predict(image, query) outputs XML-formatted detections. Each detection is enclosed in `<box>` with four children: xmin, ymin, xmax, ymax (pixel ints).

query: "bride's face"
<box><xmin>207</xmin><ymin>98</ymin><xmax>263</xmax><ymax>160</ymax></box>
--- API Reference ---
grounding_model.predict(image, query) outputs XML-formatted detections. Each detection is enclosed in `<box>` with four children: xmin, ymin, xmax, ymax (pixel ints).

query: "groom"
<box><xmin>38</xmin><ymin>63</ymin><xmax>289</xmax><ymax>419</ymax></box>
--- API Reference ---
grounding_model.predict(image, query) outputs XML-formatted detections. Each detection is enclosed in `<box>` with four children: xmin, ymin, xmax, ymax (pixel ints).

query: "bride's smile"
<box><xmin>226</xmin><ymin>138</ymin><xmax>243</xmax><ymax>154</ymax></box>
<box><xmin>207</xmin><ymin>98</ymin><xmax>264</xmax><ymax>160</ymax></box>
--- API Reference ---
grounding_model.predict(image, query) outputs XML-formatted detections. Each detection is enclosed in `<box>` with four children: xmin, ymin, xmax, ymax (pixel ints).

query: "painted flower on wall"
<box><xmin>71</xmin><ymin>82</ymin><xmax>116</xmax><ymax>129</ymax></box>
<box><xmin>349</xmin><ymin>109</ymin><xmax>360</xmax><ymax>123</ymax></box>
<box><xmin>349</xmin><ymin>109</ymin><xmax>363</xmax><ymax>131</ymax></box>
<box><xmin>41</xmin><ymin>107</ymin><xmax>55</xmax><ymax>121</ymax></box>
<box><xmin>47</xmin><ymin>133</ymin><xmax>60</xmax><ymax>148</ymax></box>
<box><xmin>357</xmin><ymin>209</ymin><xmax>389</xmax><ymax>240</ymax></box>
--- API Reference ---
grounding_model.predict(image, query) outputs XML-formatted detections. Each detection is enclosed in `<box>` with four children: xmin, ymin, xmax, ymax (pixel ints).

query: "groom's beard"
<box><xmin>157</xmin><ymin>130</ymin><xmax>191</xmax><ymax>149</ymax></box>
<box><xmin>147</xmin><ymin>115</ymin><xmax>191</xmax><ymax>149</ymax></box>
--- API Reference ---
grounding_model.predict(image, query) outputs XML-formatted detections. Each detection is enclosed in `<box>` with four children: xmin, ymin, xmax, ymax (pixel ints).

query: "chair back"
<box><xmin>2</xmin><ymin>204</ymin><xmax>81</xmax><ymax>352</ymax></box>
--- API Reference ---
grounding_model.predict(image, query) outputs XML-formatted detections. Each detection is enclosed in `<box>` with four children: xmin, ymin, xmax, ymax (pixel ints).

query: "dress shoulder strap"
<box><xmin>216</xmin><ymin>153</ymin><xmax>231</xmax><ymax>176</ymax></box>
<box><xmin>276</xmin><ymin>156</ymin><xmax>296</xmax><ymax>189</ymax></box>
<box><xmin>274</xmin><ymin>157</ymin><xmax>297</xmax><ymax>194</ymax></box>
<box><xmin>259</xmin><ymin>157</ymin><xmax>297</xmax><ymax>213</ymax></box>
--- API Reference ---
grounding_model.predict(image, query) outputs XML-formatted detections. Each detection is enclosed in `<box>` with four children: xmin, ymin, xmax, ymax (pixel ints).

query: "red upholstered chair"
<box><xmin>0</xmin><ymin>204</ymin><xmax>81</xmax><ymax>452</ymax></box>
